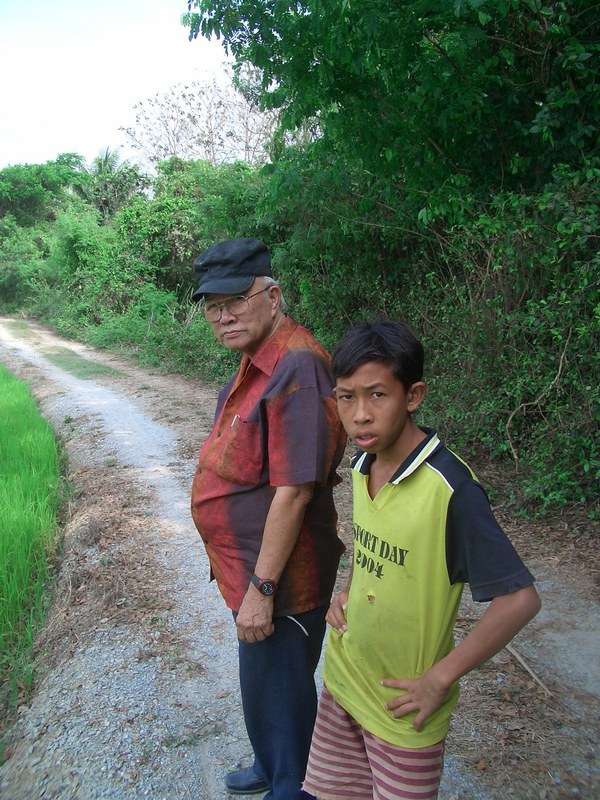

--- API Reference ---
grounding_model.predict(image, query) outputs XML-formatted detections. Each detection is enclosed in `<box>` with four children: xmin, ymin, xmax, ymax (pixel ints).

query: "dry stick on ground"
<box><xmin>504</xmin><ymin>643</ymin><xmax>553</xmax><ymax>696</ymax></box>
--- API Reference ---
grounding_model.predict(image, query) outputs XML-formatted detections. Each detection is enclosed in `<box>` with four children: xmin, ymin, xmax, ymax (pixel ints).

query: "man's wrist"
<box><xmin>251</xmin><ymin>574</ymin><xmax>278</xmax><ymax>596</ymax></box>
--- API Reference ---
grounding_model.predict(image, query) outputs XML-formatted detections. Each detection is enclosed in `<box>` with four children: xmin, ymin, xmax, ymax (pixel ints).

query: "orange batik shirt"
<box><xmin>191</xmin><ymin>316</ymin><xmax>346</xmax><ymax>616</ymax></box>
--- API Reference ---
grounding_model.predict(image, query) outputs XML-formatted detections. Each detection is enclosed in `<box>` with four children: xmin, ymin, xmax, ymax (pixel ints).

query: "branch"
<box><xmin>505</xmin><ymin>328</ymin><xmax>573</xmax><ymax>464</ymax></box>
<box><xmin>321</xmin><ymin>204</ymin><xmax>423</xmax><ymax>237</ymax></box>
<box><xmin>423</xmin><ymin>31</ymin><xmax>467</xmax><ymax>81</ymax></box>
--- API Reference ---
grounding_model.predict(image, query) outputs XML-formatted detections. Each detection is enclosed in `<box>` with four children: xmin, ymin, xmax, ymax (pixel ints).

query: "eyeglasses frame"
<box><xmin>202</xmin><ymin>287</ymin><xmax>270</xmax><ymax>322</ymax></box>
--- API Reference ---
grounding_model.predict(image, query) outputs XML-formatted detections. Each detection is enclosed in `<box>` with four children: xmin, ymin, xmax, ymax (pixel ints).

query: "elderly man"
<box><xmin>190</xmin><ymin>238</ymin><xmax>346</xmax><ymax>800</ymax></box>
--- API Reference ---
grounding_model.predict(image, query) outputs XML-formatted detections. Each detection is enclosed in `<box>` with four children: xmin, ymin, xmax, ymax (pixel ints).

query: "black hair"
<box><xmin>331</xmin><ymin>320</ymin><xmax>424</xmax><ymax>391</ymax></box>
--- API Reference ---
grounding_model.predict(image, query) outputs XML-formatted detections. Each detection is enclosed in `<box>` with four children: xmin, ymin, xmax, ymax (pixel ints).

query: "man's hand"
<box><xmin>237</xmin><ymin>481</ymin><xmax>314</xmax><ymax>644</ymax></box>
<box><xmin>326</xmin><ymin>587</ymin><xmax>349</xmax><ymax>633</ymax></box>
<box><xmin>381</xmin><ymin>669</ymin><xmax>449</xmax><ymax>732</ymax></box>
<box><xmin>236</xmin><ymin>586</ymin><xmax>275</xmax><ymax>642</ymax></box>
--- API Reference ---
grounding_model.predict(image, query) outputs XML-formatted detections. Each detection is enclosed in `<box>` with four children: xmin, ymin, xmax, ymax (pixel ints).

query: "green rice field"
<box><xmin>0</xmin><ymin>364</ymin><xmax>62</xmax><ymax>706</ymax></box>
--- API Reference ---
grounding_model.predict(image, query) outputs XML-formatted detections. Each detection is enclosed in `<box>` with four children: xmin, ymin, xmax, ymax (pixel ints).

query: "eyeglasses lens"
<box><xmin>204</xmin><ymin>296</ymin><xmax>248</xmax><ymax>322</ymax></box>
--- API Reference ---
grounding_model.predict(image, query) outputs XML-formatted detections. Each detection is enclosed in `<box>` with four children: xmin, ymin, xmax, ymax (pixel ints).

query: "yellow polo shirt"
<box><xmin>323</xmin><ymin>431</ymin><xmax>534</xmax><ymax>748</ymax></box>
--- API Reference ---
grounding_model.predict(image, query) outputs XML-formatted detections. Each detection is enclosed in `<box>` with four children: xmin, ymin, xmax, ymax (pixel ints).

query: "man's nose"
<box><xmin>219</xmin><ymin>305</ymin><xmax>237</xmax><ymax>322</ymax></box>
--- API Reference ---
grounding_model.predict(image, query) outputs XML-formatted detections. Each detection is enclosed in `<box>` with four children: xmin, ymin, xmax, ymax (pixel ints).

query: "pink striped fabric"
<box><xmin>303</xmin><ymin>688</ymin><xmax>445</xmax><ymax>800</ymax></box>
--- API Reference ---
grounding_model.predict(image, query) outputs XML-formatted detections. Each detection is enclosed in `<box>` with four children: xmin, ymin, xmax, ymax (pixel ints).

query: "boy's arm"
<box><xmin>326</xmin><ymin>562</ymin><xmax>354</xmax><ymax>633</ymax></box>
<box><xmin>382</xmin><ymin>584</ymin><xmax>541</xmax><ymax>730</ymax></box>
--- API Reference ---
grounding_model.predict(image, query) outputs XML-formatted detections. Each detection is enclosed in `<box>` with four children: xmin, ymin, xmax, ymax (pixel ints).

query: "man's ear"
<box><xmin>407</xmin><ymin>381</ymin><xmax>427</xmax><ymax>412</ymax></box>
<box><xmin>267</xmin><ymin>284</ymin><xmax>282</xmax><ymax>311</ymax></box>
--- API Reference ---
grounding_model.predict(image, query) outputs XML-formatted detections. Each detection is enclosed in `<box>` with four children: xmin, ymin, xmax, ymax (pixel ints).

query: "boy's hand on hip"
<box><xmin>326</xmin><ymin>588</ymin><xmax>349</xmax><ymax>632</ymax></box>
<box><xmin>236</xmin><ymin>589</ymin><xmax>275</xmax><ymax>642</ymax></box>
<box><xmin>381</xmin><ymin>670</ymin><xmax>449</xmax><ymax>731</ymax></box>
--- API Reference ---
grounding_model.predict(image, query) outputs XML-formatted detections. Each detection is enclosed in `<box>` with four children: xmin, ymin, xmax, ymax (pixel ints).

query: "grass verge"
<box><xmin>0</xmin><ymin>364</ymin><xmax>63</xmax><ymax>715</ymax></box>
<box><xmin>43</xmin><ymin>347</ymin><xmax>121</xmax><ymax>379</ymax></box>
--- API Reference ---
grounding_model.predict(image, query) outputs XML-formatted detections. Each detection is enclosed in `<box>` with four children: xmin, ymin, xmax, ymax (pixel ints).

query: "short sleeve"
<box><xmin>267</xmin><ymin>387</ymin><xmax>341</xmax><ymax>486</ymax></box>
<box><xmin>446</xmin><ymin>480</ymin><xmax>535</xmax><ymax>602</ymax></box>
<box><xmin>263</xmin><ymin>349</ymin><xmax>343</xmax><ymax>487</ymax></box>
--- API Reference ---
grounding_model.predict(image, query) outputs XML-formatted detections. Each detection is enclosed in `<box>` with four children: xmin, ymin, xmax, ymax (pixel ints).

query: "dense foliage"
<box><xmin>0</xmin><ymin>153</ymin><xmax>85</xmax><ymax>227</ymax></box>
<box><xmin>0</xmin><ymin>0</ymin><xmax>597</xmax><ymax>516</ymax></box>
<box><xmin>185</xmin><ymin>0</ymin><xmax>599</xmax><ymax>193</ymax></box>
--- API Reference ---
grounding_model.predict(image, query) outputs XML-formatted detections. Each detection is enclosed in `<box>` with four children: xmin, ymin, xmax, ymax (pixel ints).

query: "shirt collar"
<box><xmin>351</xmin><ymin>428</ymin><xmax>442</xmax><ymax>483</ymax></box>
<box><xmin>240</xmin><ymin>316</ymin><xmax>298</xmax><ymax>378</ymax></box>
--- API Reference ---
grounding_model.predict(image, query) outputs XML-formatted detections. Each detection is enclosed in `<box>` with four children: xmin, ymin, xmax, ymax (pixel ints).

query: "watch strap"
<box><xmin>251</xmin><ymin>574</ymin><xmax>278</xmax><ymax>595</ymax></box>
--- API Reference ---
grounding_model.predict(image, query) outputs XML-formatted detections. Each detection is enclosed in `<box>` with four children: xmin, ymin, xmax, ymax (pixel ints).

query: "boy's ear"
<box><xmin>407</xmin><ymin>381</ymin><xmax>427</xmax><ymax>412</ymax></box>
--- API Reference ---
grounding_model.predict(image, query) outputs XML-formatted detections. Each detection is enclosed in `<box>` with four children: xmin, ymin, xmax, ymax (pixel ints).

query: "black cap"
<box><xmin>192</xmin><ymin>238</ymin><xmax>272</xmax><ymax>301</ymax></box>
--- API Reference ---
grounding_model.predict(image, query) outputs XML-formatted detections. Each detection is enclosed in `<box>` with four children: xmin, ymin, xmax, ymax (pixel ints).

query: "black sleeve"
<box><xmin>446</xmin><ymin>480</ymin><xmax>535</xmax><ymax>602</ymax></box>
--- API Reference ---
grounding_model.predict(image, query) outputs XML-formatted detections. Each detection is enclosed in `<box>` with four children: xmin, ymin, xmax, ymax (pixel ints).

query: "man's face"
<box><xmin>204</xmin><ymin>278</ymin><xmax>281</xmax><ymax>357</ymax></box>
<box><xmin>334</xmin><ymin>361</ymin><xmax>425</xmax><ymax>461</ymax></box>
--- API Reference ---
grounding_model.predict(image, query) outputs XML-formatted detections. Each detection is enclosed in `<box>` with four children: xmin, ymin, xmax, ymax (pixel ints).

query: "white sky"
<box><xmin>0</xmin><ymin>0</ymin><xmax>228</xmax><ymax>169</ymax></box>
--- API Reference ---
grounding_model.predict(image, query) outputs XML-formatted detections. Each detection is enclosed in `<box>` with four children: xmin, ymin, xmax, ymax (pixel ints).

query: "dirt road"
<box><xmin>0</xmin><ymin>317</ymin><xmax>598</xmax><ymax>799</ymax></box>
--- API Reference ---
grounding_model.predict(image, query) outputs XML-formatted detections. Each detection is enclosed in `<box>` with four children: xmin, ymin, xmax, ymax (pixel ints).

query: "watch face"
<box><xmin>260</xmin><ymin>580</ymin><xmax>275</xmax><ymax>596</ymax></box>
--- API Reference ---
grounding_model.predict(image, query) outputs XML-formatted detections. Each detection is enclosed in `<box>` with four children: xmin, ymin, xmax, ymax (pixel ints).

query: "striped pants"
<box><xmin>302</xmin><ymin>687</ymin><xmax>445</xmax><ymax>800</ymax></box>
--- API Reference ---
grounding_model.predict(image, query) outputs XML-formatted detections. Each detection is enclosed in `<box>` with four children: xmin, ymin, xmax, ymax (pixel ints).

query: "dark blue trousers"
<box><xmin>237</xmin><ymin>605</ymin><xmax>328</xmax><ymax>800</ymax></box>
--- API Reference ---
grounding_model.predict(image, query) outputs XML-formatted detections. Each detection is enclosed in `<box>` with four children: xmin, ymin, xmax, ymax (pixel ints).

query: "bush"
<box><xmin>0</xmin><ymin>218</ymin><xmax>49</xmax><ymax>311</ymax></box>
<box><xmin>403</xmin><ymin>163</ymin><xmax>600</xmax><ymax>514</ymax></box>
<box><xmin>83</xmin><ymin>286</ymin><xmax>238</xmax><ymax>381</ymax></box>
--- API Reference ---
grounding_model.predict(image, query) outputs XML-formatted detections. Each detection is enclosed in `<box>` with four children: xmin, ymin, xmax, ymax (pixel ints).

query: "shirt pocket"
<box><xmin>215</xmin><ymin>419</ymin><xmax>264</xmax><ymax>486</ymax></box>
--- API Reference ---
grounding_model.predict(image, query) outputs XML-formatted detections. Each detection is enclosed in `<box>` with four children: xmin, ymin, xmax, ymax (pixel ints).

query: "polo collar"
<box><xmin>352</xmin><ymin>428</ymin><xmax>442</xmax><ymax>484</ymax></box>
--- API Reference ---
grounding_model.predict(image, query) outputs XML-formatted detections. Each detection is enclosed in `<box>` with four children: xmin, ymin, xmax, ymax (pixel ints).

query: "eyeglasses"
<box><xmin>202</xmin><ymin>288</ymin><xmax>269</xmax><ymax>322</ymax></box>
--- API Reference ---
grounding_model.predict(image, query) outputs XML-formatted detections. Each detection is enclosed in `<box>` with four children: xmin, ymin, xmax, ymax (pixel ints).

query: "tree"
<box><xmin>184</xmin><ymin>1</ymin><xmax>599</xmax><ymax>197</ymax></box>
<box><xmin>120</xmin><ymin>69</ymin><xmax>279</xmax><ymax>168</ymax></box>
<box><xmin>115</xmin><ymin>157</ymin><xmax>266</xmax><ymax>293</ymax></box>
<box><xmin>0</xmin><ymin>154</ymin><xmax>86</xmax><ymax>227</ymax></box>
<box><xmin>74</xmin><ymin>148</ymin><xmax>148</xmax><ymax>221</ymax></box>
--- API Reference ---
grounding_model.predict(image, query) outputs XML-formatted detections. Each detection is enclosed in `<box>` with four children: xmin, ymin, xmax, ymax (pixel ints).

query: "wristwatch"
<box><xmin>251</xmin><ymin>574</ymin><xmax>278</xmax><ymax>596</ymax></box>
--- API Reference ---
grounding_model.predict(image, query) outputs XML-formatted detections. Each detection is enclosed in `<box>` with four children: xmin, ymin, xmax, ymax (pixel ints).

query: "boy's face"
<box><xmin>334</xmin><ymin>361</ymin><xmax>426</xmax><ymax>462</ymax></box>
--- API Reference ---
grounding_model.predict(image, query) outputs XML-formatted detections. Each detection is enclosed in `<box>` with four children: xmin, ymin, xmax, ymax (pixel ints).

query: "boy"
<box><xmin>303</xmin><ymin>320</ymin><xmax>541</xmax><ymax>800</ymax></box>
